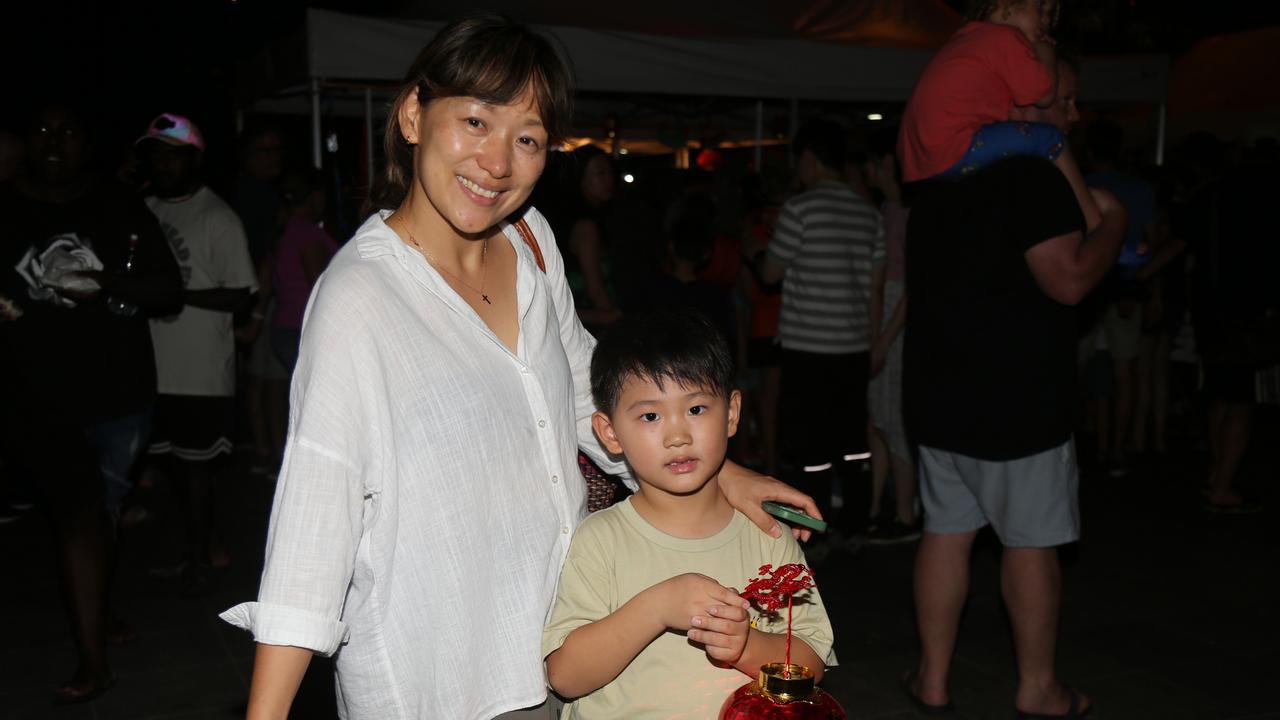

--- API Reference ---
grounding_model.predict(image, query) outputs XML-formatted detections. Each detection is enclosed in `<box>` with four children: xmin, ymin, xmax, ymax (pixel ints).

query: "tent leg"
<box><xmin>788</xmin><ymin>98</ymin><xmax>799</xmax><ymax>167</ymax></box>
<box><xmin>365</xmin><ymin>87</ymin><xmax>375</xmax><ymax>193</ymax></box>
<box><xmin>754</xmin><ymin>100</ymin><xmax>764</xmax><ymax>171</ymax></box>
<box><xmin>311</xmin><ymin>77</ymin><xmax>322</xmax><ymax>169</ymax></box>
<box><xmin>1155</xmin><ymin>101</ymin><xmax>1167</xmax><ymax>167</ymax></box>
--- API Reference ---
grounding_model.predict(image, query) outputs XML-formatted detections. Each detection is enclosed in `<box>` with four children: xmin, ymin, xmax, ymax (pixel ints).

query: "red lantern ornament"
<box><xmin>720</xmin><ymin>663</ymin><xmax>847</xmax><ymax>720</ymax></box>
<box><xmin>720</xmin><ymin>565</ymin><xmax>847</xmax><ymax>720</ymax></box>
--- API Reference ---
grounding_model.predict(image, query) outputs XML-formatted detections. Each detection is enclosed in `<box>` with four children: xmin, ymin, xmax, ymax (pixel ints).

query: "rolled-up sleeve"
<box><xmin>220</xmin><ymin>268</ymin><xmax>372</xmax><ymax>655</ymax></box>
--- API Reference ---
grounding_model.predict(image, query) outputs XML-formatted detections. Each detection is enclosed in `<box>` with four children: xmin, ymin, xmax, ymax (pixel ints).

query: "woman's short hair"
<box><xmin>373</xmin><ymin>13</ymin><xmax>574</xmax><ymax>210</ymax></box>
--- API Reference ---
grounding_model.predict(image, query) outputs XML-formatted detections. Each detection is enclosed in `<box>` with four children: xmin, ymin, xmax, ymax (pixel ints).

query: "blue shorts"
<box><xmin>939</xmin><ymin>121</ymin><xmax>1065</xmax><ymax>179</ymax></box>
<box><xmin>84</xmin><ymin>411</ymin><xmax>152</xmax><ymax>518</ymax></box>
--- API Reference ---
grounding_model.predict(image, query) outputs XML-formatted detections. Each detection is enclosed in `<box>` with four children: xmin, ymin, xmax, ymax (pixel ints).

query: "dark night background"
<box><xmin>2</xmin><ymin>3</ymin><xmax>1279</xmax><ymax>718</ymax></box>
<box><xmin>4</xmin><ymin>0</ymin><xmax>1279</xmax><ymax>174</ymax></box>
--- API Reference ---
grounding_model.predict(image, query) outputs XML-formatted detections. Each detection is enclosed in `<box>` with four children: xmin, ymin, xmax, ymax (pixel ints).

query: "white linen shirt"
<box><xmin>221</xmin><ymin>207</ymin><xmax>627</xmax><ymax>719</ymax></box>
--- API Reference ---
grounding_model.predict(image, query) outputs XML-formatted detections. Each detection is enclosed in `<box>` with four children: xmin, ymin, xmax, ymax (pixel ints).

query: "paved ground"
<box><xmin>2</xmin><ymin>412</ymin><xmax>1277</xmax><ymax>719</ymax></box>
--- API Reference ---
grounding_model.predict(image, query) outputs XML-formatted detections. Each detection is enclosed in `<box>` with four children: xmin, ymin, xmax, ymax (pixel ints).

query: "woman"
<box><xmin>222</xmin><ymin>15</ymin><xmax>817</xmax><ymax>720</ymax></box>
<box><xmin>270</xmin><ymin>168</ymin><xmax>337</xmax><ymax>371</ymax></box>
<box><xmin>863</xmin><ymin>139</ymin><xmax>920</xmax><ymax>544</ymax></box>
<box><xmin>553</xmin><ymin>143</ymin><xmax>621</xmax><ymax>331</ymax></box>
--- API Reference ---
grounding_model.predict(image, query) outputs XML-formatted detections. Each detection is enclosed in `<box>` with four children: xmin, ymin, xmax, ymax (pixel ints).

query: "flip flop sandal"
<box><xmin>1204</xmin><ymin>500</ymin><xmax>1263</xmax><ymax>514</ymax></box>
<box><xmin>900</xmin><ymin>669</ymin><xmax>958</xmax><ymax>716</ymax></box>
<box><xmin>1015</xmin><ymin>686</ymin><xmax>1091</xmax><ymax>719</ymax></box>
<box><xmin>53</xmin><ymin>675</ymin><xmax>115</xmax><ymax>706</ymax></box>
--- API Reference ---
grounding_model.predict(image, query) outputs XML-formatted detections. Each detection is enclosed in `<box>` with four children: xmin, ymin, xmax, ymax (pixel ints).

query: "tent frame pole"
<box><xmin>311</xmin><ymin>77</ymin><xmax>323</xmax><ymax>169</ymax></box>
<box><xmin>1155</xmin><ymin>101</ymin><xmax>1167</xmax><ymax>166</ymax></box>
<box><xmin>365</xmin><ymin>87</ymin><xmax>375</xmax><ymax>192</ymax></box>
<box><xmin>788</xmin><ymin>98</ymin><xmax>799</xmax><ymax>167</ymax></box>
<box><xmin>754</xmin><ymin>100</ymin><xmax>764</xmax><ymax>170</ymax></box>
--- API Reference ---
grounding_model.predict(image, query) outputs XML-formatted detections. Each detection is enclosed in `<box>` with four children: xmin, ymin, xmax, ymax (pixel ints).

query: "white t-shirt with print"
<box><xmin>147</xmin><ymin>187</ymin><xmax>258</xmax><ymax>397</ymax></box>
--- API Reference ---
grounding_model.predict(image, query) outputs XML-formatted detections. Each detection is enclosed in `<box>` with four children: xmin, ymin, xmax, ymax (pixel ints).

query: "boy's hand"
<box><xmin>653</xmin><ymin>573</ymin><xmax>748</xmax><ymax>632</ymax></box>
<box><xmin>689</xmin><ymin>601</ymin><xmax>751</xmax><ymax>665</ymax></box>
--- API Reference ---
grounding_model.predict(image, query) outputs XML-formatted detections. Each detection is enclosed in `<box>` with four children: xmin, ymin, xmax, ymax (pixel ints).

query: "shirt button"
<box><xmin>538</xmin><ymin>419</ymin><xmax>546</xmax><ymax>428</ymax></box>
<box><xmin>561</xmin><ymin>525</ymin><xmax>570</xmax><ymax>535</ymax></box>
<box><xmin>551</xmin><ymin>474</ymin><xmax>559</xmax><ymax>484</ymax></box>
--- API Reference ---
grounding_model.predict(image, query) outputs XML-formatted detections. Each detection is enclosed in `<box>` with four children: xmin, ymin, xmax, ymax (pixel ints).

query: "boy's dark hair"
<box><xmin>791</xmin><ymin>118</ymin><xmax>846</xmax><ymax>172</ymax></box>
<box><xmin>591</xmin><ymin>310</ymin><xmax>735</xmax><ymax>415</ymax></box>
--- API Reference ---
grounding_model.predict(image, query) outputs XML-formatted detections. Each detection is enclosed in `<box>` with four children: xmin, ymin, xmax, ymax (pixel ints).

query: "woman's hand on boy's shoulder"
<box><xmin>719</xmin><ymin>461</ymin><xmax>822</xmax><ymax>543</ymax></box>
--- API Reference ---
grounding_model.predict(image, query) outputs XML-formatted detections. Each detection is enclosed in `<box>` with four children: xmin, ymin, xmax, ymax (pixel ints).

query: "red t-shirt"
<box><xmin>898</xmin><ymin>22</ymin><xmax>1054</xmax><ymax>182</ymax></box>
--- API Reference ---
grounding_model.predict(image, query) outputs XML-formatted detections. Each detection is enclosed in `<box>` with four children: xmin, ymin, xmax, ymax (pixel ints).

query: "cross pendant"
<box><xmin>482</xmin><ymin>295</ymin><xmax>491</xmax><ymax>305</ymax></box>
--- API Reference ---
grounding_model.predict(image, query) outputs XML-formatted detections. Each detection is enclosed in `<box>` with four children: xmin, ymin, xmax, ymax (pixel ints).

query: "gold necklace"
<box><xmin>404</xmin><ymin>227</ymin><xmax>491</xmax><ymax>305</ymax></box>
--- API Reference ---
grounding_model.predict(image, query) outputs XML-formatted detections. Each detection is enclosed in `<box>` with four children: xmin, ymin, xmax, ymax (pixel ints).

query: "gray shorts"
<box><xmin>918</xmin><ymin>439</ymin><xmax>1080</xmax><ymax>548</ymax></box>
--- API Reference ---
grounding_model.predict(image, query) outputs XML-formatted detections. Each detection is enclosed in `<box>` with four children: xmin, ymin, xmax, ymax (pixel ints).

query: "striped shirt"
<box><xmin>769</xmin><ymin>179</ymin><xmax>885</xmax><ymax>354</ymax></box>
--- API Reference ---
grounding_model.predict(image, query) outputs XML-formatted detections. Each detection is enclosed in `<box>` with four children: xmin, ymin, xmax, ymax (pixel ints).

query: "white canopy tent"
<box><xmin>248</xmin><ymin>8</ymin><xmax>1170</xmax><ymax>168</ymax></box>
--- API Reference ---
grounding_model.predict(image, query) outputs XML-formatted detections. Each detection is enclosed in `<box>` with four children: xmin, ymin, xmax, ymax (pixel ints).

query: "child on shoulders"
<box><xmin>543</xmin><ymin>310</ymin><xmax>836</xmax><ymax>719</ymax></box>
<box><xmin>899</xmin><ymin>0</ymin><xmax>1101</xmax><ymax>230</ymax></box>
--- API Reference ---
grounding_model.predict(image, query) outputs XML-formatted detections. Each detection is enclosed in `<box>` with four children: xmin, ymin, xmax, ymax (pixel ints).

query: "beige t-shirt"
<box><xmin>146</xmin><ymin>187</ymin><xmax>257</xmax><ymax>396</ymax></box>
<box><xmin>542</xmin><ymin>498</ymin><xmax>837</xmax><ymax>720</ymax></box>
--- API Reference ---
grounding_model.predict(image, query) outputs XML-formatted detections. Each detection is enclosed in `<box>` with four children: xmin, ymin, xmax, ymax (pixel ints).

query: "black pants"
<box><xmin>779</xmin><ymin>349</ymin><xmax>871</xmax><ymax>529</ymax></box>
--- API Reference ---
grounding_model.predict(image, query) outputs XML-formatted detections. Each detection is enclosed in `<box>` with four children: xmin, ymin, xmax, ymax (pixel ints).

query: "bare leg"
<box><xmin>868</xmin><ymin>423</ymin><xmax>889</xmax><ymax>521</ymax></box>
<box><xmin>1132</xmin><ymin>335</ymin><xmax>1155</xmax><ymax>454</ymax></box>
<box><xmin>53</xmin><ymin>504</ymin><xmax>113</xmax><ymax>696</ymax></box>
<box><xmin>912</xmin><ymin>530</ymin><xmax>977</xmax><ymax>707</ymax></box>
<box><xmin>173</xmin><ymin>459</ymin><xmax>218</xmax><ymax>591</ymax></box>
<box><xmin>1111</xmin><ymin>356</ymin><xmax>1135</xmax><ymax>466</ymax></box>
<box><xmin>1005</xmin><ymin>547</ymin><xmax>1091</xmax><ymax>715</ymax></box>
<box><xmin>1094</xmin><ymin>393</ymin><xmax>1110</xmax><ymax>462</ymax></box>
<box><xmin>1054</xmin><ymin>147</ymin><xmax>1102</xmax><ymax>232</ymax></box>
<box><xmin>891</xmin><ymin>452</ymin><xmax>918</xmax><ymax>524</ymax></box>
<box><xmin>1151</xmin><ymin>333</ymin><xmax>1172</xmax><ymax>452</ymax></box>
<box><xmin>1207</xmin><ymin>401</ymin><xmax>1252</xmax><ymax>506</ymax></box>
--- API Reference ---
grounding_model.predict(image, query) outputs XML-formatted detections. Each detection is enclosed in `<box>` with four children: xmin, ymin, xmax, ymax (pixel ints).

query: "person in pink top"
<box><xmin>271</xmin><ymin>169</ymin><xmax>337</xmax><ymax>371</ymax></box>
<box><xmin>898</xmin><ymin>0</ymin><xmax>1100</xmax><ymax>231</ymax></box>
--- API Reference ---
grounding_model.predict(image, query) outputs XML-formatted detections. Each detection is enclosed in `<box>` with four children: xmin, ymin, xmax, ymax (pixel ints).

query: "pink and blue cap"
<box><xmin>137</xmin><ymin>113</ymin><xmax>204</xmax><ymax>151</ymax></box>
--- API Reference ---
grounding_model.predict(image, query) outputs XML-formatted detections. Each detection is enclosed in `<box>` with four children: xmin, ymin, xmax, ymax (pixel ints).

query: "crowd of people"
<box><xmin>0</xmin><ymin>103</ymin><xmax>341</xmax><ymax>702</ymax></box>
<box><xmin>1</xmin><ymin>1</ymin><xmax>1277</xmax><ymax>718</ymax></box>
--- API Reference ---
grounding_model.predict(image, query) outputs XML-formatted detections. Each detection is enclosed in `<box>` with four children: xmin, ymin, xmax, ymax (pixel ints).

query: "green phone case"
<box><xmin>762</xmin><ymin>501</ymin><xmax>828</xmax><ymax>532</ymax></box>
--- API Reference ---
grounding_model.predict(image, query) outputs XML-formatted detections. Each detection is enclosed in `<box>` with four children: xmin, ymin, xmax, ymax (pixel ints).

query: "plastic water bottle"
<box><xmin>106</xmin><ymin>233</ymin><xmax>139</xmax><ymax>316</ymax></box>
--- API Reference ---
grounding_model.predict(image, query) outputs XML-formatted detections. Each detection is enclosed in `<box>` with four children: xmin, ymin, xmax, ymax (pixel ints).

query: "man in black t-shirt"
<box><xmin>1</xmin><ymin>103</ymin><xmax>182</xmax><ymax>702</ymax></box>
<box><xmin>900</xmin><ymin>61</ymin><xmax>1126</xmax><ymax>718</ymax></box>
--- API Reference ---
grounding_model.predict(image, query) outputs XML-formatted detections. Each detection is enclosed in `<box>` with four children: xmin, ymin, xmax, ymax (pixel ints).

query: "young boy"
<box><xmin>543</xmin><ymin>311</ymin><xmax>836</xmax><ymax>718</ymax></box>
<box><xmin>898</xmin><ymin>0</ymin><xmax>1101</xmax><ymax>230</ymax></box>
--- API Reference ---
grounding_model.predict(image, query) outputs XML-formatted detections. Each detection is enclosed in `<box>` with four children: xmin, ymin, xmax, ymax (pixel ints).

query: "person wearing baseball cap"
<box><xmin>138</xmin><ymin>112</ymin><xmax>259</xmax><ymax>595</ymax></box>
<box><xmin>136</xmin><ymin>113</ymin><xmax>206</xmax><ymax>200</ymax></box>
<box><xmin>137</xmin><ymin>112</ymin><xmax>205</xmax><ymax>151</ymax></box>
